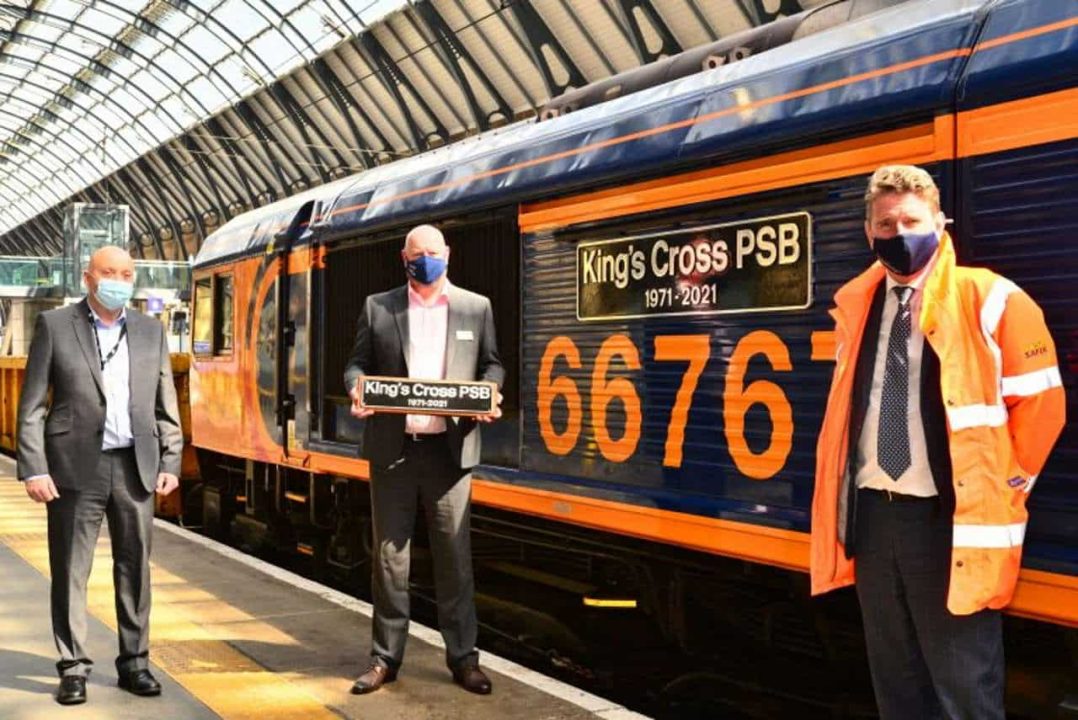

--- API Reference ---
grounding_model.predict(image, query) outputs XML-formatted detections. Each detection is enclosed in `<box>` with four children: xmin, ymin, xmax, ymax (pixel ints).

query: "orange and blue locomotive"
<box><xmin>189</xmin><ymin>0</ymin><xmax>1077</xmax><ymax>713</ymax></box>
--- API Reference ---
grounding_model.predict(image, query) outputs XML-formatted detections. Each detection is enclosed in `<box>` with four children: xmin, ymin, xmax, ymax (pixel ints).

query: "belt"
<box><xmin>859</xmin><ymin>487</ymin><xmax>938</xmax><ymax>503</ymax></box>
<box><xmin>405</xmin><ymin>432</ymin><xmax>446</xmax><ymax>443</ymax></box>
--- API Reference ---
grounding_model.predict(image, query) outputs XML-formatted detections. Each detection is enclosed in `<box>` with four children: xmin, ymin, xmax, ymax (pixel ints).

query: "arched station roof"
<box><xmin>0</xmin><ymin>0</ymin><xmax>835</xmax><ymax>258</ymax></box>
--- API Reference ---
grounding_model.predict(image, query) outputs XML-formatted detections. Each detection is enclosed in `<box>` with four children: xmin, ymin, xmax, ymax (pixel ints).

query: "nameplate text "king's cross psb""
<box><xmin>360</xmin><ymin>376</ymin><xmax>498</xmax><ymax>416</ymax></box>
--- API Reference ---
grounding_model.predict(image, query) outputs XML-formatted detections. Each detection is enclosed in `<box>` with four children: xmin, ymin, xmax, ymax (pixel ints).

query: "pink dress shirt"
<box><xmin>405</xmin><ymin>279</ymin><xmax>450</xmax><ymax>434</ymax></box>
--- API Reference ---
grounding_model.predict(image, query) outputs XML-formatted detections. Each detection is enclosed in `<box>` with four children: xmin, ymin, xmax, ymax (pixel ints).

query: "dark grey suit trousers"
<box><xmin>369</xmin><ymin>434</ymin><xmax>478</xmax><ymax>671</ymax></box>
<box><xmin>47</xmin><ymin>447</ymin><xmax>154</xmax><ymax>678</ymax></box>
<box><xmin>854</xmin><ymin>488</ymin><xmax>1005</xmax><ymax>720</ymax></box>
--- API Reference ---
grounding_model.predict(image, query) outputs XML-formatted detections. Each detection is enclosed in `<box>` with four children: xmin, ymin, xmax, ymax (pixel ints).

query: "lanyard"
<box><xmin>89</xmin><ymin>311</ymin><xmax>128</xmax><ymax>371</ymax></box>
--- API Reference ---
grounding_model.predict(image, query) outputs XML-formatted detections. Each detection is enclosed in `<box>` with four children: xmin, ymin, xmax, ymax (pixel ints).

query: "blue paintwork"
<box><xmin>517</xmin><ymin>171</ymin><xmax>914</xmax><ymax>534</ymax></box>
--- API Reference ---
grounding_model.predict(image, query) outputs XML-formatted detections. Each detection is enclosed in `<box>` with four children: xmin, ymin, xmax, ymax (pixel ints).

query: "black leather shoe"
<box><xmin>350</xmin><ymin>663</ymin><xmax>397</xmax><ymax>694</ymax></box>
<box><xmin>452</xmin><ymin>664</ymin><xmax>492</xmax><ymax>695</ymax></box>
<box><xmin>56</xmin><ymin>676</ymin><xmax>87</xmax><ymax>705</ymax></box>
<box><xmin>117</xmin><ymin>669</ymin><xmax>161</xmax><ymax>696</ymax></box>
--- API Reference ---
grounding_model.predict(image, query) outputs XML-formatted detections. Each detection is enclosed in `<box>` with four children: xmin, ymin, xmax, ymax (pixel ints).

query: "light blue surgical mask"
<box><xmin>94</xmin><ymin>278</ymin><xmax>134</xmax><ymax>311</ymax></box>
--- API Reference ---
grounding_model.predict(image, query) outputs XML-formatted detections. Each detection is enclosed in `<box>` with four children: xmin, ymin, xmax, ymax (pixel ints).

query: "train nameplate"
<box><xmin>576</xmin><ymin>212</ymin><xmax>812</xmax><ymax>321</ymax></box>
<box><xmin>359</xmin><ymin>376</ymin><xmax>498</xmax><ymax>416</ymax></box>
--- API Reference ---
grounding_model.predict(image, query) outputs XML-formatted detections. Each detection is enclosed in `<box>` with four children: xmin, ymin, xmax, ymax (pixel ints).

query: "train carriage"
<box><xmin>188</xmin><ymin>0</ymin><xmax>1078</xmax><ymax>714</ymax></box>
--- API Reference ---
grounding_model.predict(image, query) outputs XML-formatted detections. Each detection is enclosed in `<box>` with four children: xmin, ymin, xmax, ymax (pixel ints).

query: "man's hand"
<box><xmin>24</xmin><ymin>476</ymin><xmax>60</xmax><ymax>503</ymax></box>
<box><xmin>155</xmin><ymin>472</ymin><xmax>179</xmax><ymax>496</ymax></box>
<box><xmin>349</xmin><ymin>378</ymin><xmax>375</xmax><ymax>419</ymax></box>
<box><xmin>476</xmin><ymin>391</ymin><xmax>503</xmax><ymax>424</ymax></box>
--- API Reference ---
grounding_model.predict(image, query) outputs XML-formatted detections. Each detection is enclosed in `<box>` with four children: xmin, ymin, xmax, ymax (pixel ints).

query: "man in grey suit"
<box><xmin>17</xmin><ymin>246</ymin><xmax>183</xmax><ymax>706</ymax></box>
<box><xmin>344</xmin><ymin>224</ymin><xmax>504</xmax><ymax>695</ymax></box>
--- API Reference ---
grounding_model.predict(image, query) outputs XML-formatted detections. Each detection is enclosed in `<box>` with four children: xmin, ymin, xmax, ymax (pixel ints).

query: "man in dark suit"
<box><xmin>811</xmin><ymin>166</ymin><xmax>1064</xmax><ymax>718</ymax></box>
<box><xmin>17</xmin><ymin>246</ymin><xmax>183</xmax><ymax>705</ymax></box>
<box><xmin>344</xmin><ymin>224</ymin><xmax>504</xmax><ymax>695</ymax></box>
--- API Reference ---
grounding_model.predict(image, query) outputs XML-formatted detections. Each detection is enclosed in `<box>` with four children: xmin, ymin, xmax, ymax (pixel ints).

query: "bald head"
<box><xmin>88</xmin><ymin>245</ymin><xmax>135</xmax><ymax>275</ymax></box>
<box><xmin>403</xmin><ymin>224</ymin><xmax>446</xmax><ymax>256</ymax></box>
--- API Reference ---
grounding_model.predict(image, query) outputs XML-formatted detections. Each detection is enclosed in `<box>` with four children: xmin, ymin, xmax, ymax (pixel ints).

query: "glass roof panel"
<box><xmin>25</xmin><ymin>22</ymin><xmax>63</xmax><ymax>45</ymax></box>
<box><xmin>10</xmin><ymin>45</ymin><xmax>45</xmax><ymax>64</ymax></box>
<box><xmin>183</xmin><ymin>25</ymin><xmax>231</xmax><ymax>65</ymax></box>
<box><xmin>216</xmin><ymin>0</ymin><xmax>268</xmax><ymax>42</ymax></box>
<box><xmin>156</xmin><ymin>7</ymin><xmax>196</xmax><ymax>37</ymax></box>
<box><xmin>111</xmin><ymin>0</ymin><xmax>149</xmax><ymax>12</ymax></box>
<box><xmin>39</xmin><ymin>0</ymin><xmax>82</xmax><ymax>22</ymax></box>
<box><xmin>130</xmin><ymin>68</ymin><xmax>171</xmax><ymax>102</ymax></box>
<box><xmin>187</xmin><ymin>76</ymin><xmax>227</xmax><ymax>110</ymax></box>
<box><xmin>157</xmin><ymin>47</ymin><xmax>199</xmax><ymax>85</ymax></box>
<box><xmin>45</xmin><ymin>55</ymin><xmax>81</xmax><ymax>77</ymax></box>
<box><xmin>250</xmin><ymin>31</ymin><xmax>301</xmax><ymax>72</ymax></box>
<box><xmin>78</xmin><ymin>8</ymin><xmax>127</xmax><ymax>37</ymax></box>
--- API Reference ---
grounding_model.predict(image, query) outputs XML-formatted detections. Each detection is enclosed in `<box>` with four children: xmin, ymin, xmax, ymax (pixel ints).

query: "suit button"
<box><xmin>956</xmin><ymin>560</ymin><xmax>964</xmax><ymax>568</ymax></box>
<box><xmin>957</xmin><ymin>479</ymin><xmax>965</xmax><ymax>487</ymax></box>
<box><xmin>947</xmin><ymin>398</ymin><xmax>955</xmax><ymax>406</ymax></box>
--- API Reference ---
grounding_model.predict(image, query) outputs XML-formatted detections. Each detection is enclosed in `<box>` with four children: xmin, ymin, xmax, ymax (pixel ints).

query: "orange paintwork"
<box><xmin>654</xmin><ymin>335</ymin><xmax>710</xmax><ymax>468</ymax></box>
<box><xmin>723</xmin><ymin>330</ymin><xmax>793</xmax><ymax>480</ymax></box>
<box><xmin>590</xmin><ymin>335</ymin><xmax>642</xmax><ymax>463</ymax></box>
<box><xmin>957</xmin><ymin>87</ymin><xmax>1078</xmax><ymax>159</ymax></box>
<box><xmin>520</xmin><ymin>119</ymin><xmax>955</xmax><ymax>232</ymax></box>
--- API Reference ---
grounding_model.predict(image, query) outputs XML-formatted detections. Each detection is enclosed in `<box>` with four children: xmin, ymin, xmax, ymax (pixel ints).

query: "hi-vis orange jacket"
<box><xmin>811</xmin><ymin>233</ymin><xmax>1066</xmax><ymax>615</ymax></box>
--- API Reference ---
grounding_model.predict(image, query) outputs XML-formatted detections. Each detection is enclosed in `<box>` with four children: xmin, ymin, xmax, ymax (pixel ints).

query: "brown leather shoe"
<box><xmin>452</xmin><ymin>664</ymin><xmax>492</xmax><ymax>695</ymax></box>
<box><xmin>350</xmin><ymin>663</ymin><xmax>397</xmax><ymax>694</ymax></box>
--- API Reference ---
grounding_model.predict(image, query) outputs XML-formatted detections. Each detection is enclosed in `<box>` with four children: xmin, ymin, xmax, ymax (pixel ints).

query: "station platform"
<box><xmin>0</xmin><ymin>457</ymin><xmax>644</xmax><ymax>720</ymax></box>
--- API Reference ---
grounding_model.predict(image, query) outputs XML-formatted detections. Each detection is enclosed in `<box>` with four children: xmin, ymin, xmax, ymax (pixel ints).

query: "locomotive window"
<box><xmin>213</xmin><ymin>274</ymin><xmax>234</xmax><ymax>356</ymax></box>
<box><xmin>192</xmin><ymin>277</ymin><xmax>213</xmax><ymax>356</ymax></box>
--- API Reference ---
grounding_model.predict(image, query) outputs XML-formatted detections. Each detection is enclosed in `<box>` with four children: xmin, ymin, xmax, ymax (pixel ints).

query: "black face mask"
<box><xmin>871</xmin><ymin>230</ymin><xmax>939</xmax><ymax>276</ymax></box>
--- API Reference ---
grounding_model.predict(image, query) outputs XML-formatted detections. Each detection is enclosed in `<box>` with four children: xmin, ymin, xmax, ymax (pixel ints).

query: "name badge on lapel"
<box><xmin>456</xmin><ymin>330</ymin><xmax>474</xmax><ymax>341</ymax></box>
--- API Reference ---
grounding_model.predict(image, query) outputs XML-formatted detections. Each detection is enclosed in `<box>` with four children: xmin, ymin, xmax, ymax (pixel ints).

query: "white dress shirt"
<box><xmin>89</xmin><ymin>304</ymin><xmax>134</xmax><ymax>450</ymax></box>
<box><xmin>405</xmin><ymin>280</ymin><xmax>449</xmax><ymax>435</ymax></box>
<box><xmin>854</xmin><ymin>266</ymin><xmax>937</xmax><ymax>497</ymax></box>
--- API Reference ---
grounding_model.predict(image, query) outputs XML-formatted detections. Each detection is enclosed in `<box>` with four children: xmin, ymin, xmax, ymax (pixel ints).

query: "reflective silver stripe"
<box><xmin>953</xmin><ymin>522</ymin><xmax>1026</xmax><ymax>549</ymax></box>
<box><xmin>978</xmin><ymin>278</ymin><xmax>1018</xmax><ymax>413</ymax></box>
<box><xmin>1024</xmin><ymin>475</ymin><xmax>1038</xmax><ymax>494</ymax></box>
<box><xmin>980</xmin><ymin>278</ymin><xmax>1017</xmax><ymax>338</ymax></box>
<box><xmin>946</xmin><ymin>402</ymin><xmax>1008</xmax><ymax>430</ymax></box>
<box><xmin>1001</xmin><ymin>366</ymin><xmax>1062</xmax><ymax>398</ymax></box>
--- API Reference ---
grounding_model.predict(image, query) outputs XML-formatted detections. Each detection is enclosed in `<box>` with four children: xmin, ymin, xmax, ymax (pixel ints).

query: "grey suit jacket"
<box><xmin>16</xmin><ymin>299</ymin><xmax>184</xmax><ymax>493</ymax></box>
<box><xmin>343</xmin><ymin>283</ymin><xmax>504</xmax><ymax>470</ymax></box>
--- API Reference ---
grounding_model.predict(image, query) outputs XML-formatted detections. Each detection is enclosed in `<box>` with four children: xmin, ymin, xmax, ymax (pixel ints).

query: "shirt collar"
<box><xmin>884</xmin><ymin>250</ymin><xmax>937</xmax><ymax>295</ymax></box>
<box><xmin>407</xmin><ymin>278</ymin><xmax>451</xmax><ymax>308</ymax></box>
<box><xmin>87</xmin><ymin>299</ymin><xmax>127</xmax><ymax>328</ymax></box>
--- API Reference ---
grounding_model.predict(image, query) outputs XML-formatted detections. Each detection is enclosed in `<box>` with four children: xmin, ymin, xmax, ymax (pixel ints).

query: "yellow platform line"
<box><xmin>0</xmin><ymin>481</ymin><xmax>341</xmax><ymax>720</ymax></box>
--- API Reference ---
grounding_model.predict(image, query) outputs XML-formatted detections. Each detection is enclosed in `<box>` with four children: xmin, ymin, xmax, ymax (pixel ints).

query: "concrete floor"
<box><xmin>0</xmin><ymin>459</ymin><xmax>644</xmax><ymax>720</ymax></box>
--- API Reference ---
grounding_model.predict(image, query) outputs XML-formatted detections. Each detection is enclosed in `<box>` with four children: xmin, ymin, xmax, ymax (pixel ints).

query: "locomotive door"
<box><xmin>273</xmin><ymin>202</ymin><xmax>316</xmax><ymax>456</ymax></box>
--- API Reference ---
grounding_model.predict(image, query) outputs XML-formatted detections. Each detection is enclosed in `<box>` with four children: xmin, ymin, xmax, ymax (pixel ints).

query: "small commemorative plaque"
<box><xmin>359</xmin><ymin>376</ymin><xmax>498</xmax><ymax>416</ymax></box>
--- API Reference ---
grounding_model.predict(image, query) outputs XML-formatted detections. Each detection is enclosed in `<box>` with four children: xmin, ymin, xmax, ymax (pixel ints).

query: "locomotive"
<box><xmin>188</xmin><ymin>0</ymin><xmax>1078</xmax><ymax>714</ymax></box>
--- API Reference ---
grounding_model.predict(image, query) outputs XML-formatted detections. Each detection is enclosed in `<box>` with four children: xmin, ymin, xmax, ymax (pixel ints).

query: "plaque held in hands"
<box><xmin>359</xmin><ymin>376</ymin><xmax>498</xmax><ymax>416</ymax></box>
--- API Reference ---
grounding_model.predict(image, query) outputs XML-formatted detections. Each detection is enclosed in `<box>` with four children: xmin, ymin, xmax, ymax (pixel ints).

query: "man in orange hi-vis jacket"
<box><xmin>810</xmin><ymin>165</ymin><xmax>1065</xmax><ymax>719</ymax></box>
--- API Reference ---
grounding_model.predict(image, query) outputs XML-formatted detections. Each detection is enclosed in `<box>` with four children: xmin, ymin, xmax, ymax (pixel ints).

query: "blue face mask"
<box><xmin>93</xmin><ymin>278</ymin><xmax>134</xmax><ymax>311</ymax></box>
<box><xmin>406</xmin><ymin>255</ymin><xmax>447</xmax><ymax>285</ymax></box>
<box><xmin>871</xmin><ymin>230</ymin><xmax>939</xmax><ymax>276</ymax></box>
